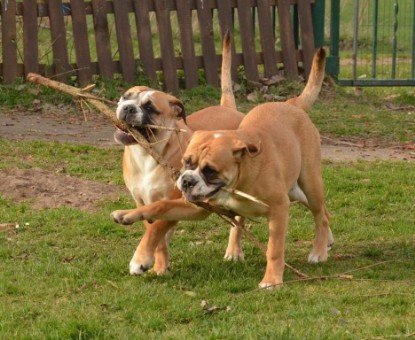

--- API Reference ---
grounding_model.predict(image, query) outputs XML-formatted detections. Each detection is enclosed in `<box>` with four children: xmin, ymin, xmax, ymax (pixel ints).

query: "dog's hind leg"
<box><xmin>129</xmin><ymin>220</ymin><xmax>177</xmax><ymax>275</ymax></box>
<box><xmin>224</xmin><ymin>216</ymin><xmax>245</xmax><ymax>261</ymax></box>
<box><xmin>153</xmin><ymin>226</ymin><xmax>175</xmax><ymax>275</ymax></box>
<box><xmin>298</xmin><ymin>169</ymin><xmax>332</xmax><ymax>263</ymax></box>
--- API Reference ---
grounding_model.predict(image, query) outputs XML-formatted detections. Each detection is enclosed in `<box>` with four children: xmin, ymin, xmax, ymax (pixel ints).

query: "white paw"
<box><xmin>308</xmin><ymin>253</ymin><xmax>321</xmax><ymax>263</ymax></box>
<box><xmin>258</xmin><ymin>282</ymin><xmax>282</xmax><ymax>289</ymax></box>
<box><xmin>129</xmin><ymin>259</ymin><xmax>152</xmax><ymax>275</ymax></box>
<box><xmin>224</xmin><ymin>250</ymin><xmax>244</xmax><ymax>261</ymax></box>
<box><xmin>308</xmin><ymin>251</ymin><xmax>328</xmax><ymax>263</ymax></box>
<box><xmin>111</xmin><ymin>210</ymin><xmax>131</xmax><ymax>225</ymax></box>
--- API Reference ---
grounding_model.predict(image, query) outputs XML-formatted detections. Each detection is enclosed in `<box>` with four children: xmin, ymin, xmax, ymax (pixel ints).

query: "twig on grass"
<box><xmin>371</xmin><ymin>332</ymin><xmax>415</xmax><ymax>340</ymax></box>
<box><xmin>0</xmin><ymin>223</ymin><xmax>16</xmax><ymax>232</ymax></box>
<box><xmin>256</xmin><ymin>260</ymin><xmax>413</xmax><ymax>290</ymax></box>
<box><xmin>358</xmin><ymin>293</ymin><xmax>414</xmax><ymax>298</ymax></box>
<box><xmin>341</xmin><ymin>260</ymin><xmax>394</xmax><ymax>274</ymax></box>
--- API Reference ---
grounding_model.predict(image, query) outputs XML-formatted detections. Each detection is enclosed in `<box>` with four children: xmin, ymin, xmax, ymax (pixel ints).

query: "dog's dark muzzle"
<box><xmin>180</xmin><ymin>173</ymin><xmax>198</xmax><ymax>192</ymax></box>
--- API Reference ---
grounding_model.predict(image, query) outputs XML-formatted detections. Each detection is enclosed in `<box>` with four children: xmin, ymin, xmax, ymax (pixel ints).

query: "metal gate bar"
<box><xmin>372</xmin><ymin>0</ymin><xmax>378</xmax><ymax>78</ymax></box>
<box><xmin>327</xmin><ymin>0</ymin><xmax>415</xmax><ymax>86</ymax></box>
<box><xmin>412</xmin><ymin>1</ymin><xmax>415</xmax><ymax>78</ymax></box>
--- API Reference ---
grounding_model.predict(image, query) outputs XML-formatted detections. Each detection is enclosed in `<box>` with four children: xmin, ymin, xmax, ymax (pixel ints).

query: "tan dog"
<box><xmin>111</xmin><ymin>33</ymin><xmax>245</xmax><ymax>275</ymax></box>
<box><xmin>114</xmin><ymin>48</ymin><xmax>333</xmax><ymax>288</ymax></box>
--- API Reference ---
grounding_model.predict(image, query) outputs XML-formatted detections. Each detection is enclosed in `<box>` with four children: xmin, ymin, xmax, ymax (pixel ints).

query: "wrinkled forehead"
<box><xmin>185</xmin><ymin>132</ymin><xmax>234</xmax><ymax>164</ymax></box>
<box><xmin>120</xmin><ymin>87</ymin><xmax>155</xmax><ymax>102</ymax></box>
<box><xmin>185</xmin><ymin>131</ymin><xmax>214</xmax><ymax>156</ymax></box>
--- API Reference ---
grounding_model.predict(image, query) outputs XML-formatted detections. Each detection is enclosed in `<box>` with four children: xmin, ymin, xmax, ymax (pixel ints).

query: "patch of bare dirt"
<box><xmin>0</xmin><ymin>168</ymin><xmax>128</xmax><ymax>211</ymax></box>
<box><xmin>321</xmin><ymin>135</ymin><xmax>415</xmax><ymax>162</ymax></box>
<box><xmin>0</xmin><ymin>107</ymin><xmax>117</xmax><ymax>147</ymax></box>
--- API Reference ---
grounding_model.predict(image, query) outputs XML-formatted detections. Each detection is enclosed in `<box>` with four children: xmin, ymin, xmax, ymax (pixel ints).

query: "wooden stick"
<box><xmin>144</xmin><ymin>124</ymin><xmax>187</xmax><ymax>133</ymax></box>
<box><xmin>27</xmin><ymin>73</ymin><xmax>182</xmax><ymax>180</ymax></box>
<box><xmin>221</xmin><ymin>188</ymin><xmax>269</xmax><ymax>208</ymax></box>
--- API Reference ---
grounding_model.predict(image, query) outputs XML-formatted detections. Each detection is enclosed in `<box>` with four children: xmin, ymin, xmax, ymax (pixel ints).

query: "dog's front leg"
<box><xmin>259</xmin><ymin>201</ymin><xmax>289</xmax><ymax>289</ymax></box>
<box><xmin>111</xmin><ymin>199</ymin><xmax>210</xmax><ymax>225</ymax></box>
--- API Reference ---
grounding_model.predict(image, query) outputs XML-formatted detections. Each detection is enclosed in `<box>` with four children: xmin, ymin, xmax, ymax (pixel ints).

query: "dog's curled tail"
<box><xmin>220</xmin><ymin>30</ymin><xmax>237</xmax><ymax>110</ymax></box>
<box><xmin>287</xmin><ymin>47</ymin><xmax>326</xmax><ymax>112</ymax></box>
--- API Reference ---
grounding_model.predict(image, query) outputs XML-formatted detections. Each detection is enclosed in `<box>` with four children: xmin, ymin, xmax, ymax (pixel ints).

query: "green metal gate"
<box><xmin>323</xmin><ymin>0</ymin><xmax>415</xmax><ymax>86</ymax></box>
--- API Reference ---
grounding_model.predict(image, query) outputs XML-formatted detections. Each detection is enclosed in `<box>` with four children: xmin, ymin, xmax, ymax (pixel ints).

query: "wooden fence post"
<box><xmin>2</xmin><ymin>0</ymin><xmax>18</xmax><ymax>84</ymax></box>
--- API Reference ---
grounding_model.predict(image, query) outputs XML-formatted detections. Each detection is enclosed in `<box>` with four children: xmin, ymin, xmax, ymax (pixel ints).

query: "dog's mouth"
<box><xmin>114</xmin><ymin>126</ymin><xmax>158</xmax><ymax>145</ymax></box>
<box><xmin>183</xmin><ymin>183</ymin><xmax>224</xmax><ymax>203</ymax></box>
<box><xmin>114</xmin><ymin>129</ymin><xmax>137</xmax><ymax>145</ymax></box>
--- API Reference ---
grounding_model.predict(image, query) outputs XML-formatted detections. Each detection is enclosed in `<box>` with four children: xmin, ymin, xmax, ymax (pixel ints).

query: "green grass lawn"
<box><xmin>1</xmin><ymin>57</ymin><xmax>415</xmax><ymax>339</ymax></box>
<box><xmin>0</xmin><ymin>149</ymin><xmax>414</xmax><ymax>338</ymax></box>
<box><xmin>1</xmin><ymin>80</ymin><xmax>415</xmax><ymax>338</ymax></box>
<box><xmin>1</xmin><ymin>2</ymin><xmax>414</xmax><ymax>337</ymax></box>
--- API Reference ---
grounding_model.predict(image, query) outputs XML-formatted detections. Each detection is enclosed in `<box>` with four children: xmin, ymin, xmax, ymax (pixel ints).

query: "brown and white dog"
<box><xmin>111</xmin><ymin>33</ymin><xmax>245</xmax><ymax>275</ymax></box>
<box><xmin>112</xmin><ymin>48</ymin><xmax>333</xmax><ymax>288</ymax></box>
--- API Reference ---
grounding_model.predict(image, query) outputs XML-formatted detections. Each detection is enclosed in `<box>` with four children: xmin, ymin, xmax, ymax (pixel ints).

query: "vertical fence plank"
<box><xmin>236</xmin><ymin>0</ymin><xmax>258</xmax><ymax>81</ymax></box>
<box><xmin>113</xmin><ymin>1</ymin><xmax>136</xmax><ymax>83</ymax></box>
<box><xmin>132</xmin><ymin>0</ymin><xmax>157</xmax><ymax>84</ymax></box>
<box><xmin>154</xmin><ymin>0</ymin><xmax>179</xmax><ymax>92</ymax></box>
<box><xmin>196</xmin><ymin>0</ymin><xmax>219</xmax><ymax>86</ymax></box>
<box><xmin>91</xmin><ymin>0</ymin><xmax>114</xmax><ymax>79</ymax></box>
<box><xmin>277</xmin><ymin>0</ymin><xmax>298</xmax><ymax>79</ymax></box>
<box><xmin>70</xmin><ymin>0</ymin><xmax>93</xmax><ymax>85</ymax></box>
<box><xmin>175</xmin><ymin>0</ymin><xmax>198</xmax><ymax>89</ymax></box>
<box><xmin>297</xmin><ymin>0</ymin><xmax>315</xmax><ymax>78</ymax></box>
<box><xmin>217</xmin><ymin>0</ymin><xmax>238</xmax><ymax>79</ymax></box>
<box><xmin>47</xmin><ymin>0</ymin><xmax>71</xmax><ymax>82</ymax></box>
<box><xmin>1</xmin><ymin>0</ymin><xmax>317</xmax><ymax>88</ymax></box>
<box><xmin>257</xmin><ymin>0</ymin><xmax>277</xmax><ymax>77</ymax></box>
<box><xmin>23</xmin><ymin>0</ymin><xmax>39</xmax><ymax>76</ymax></box>
<box><xmin>2</xmin><ymin>0</ymin><xmax>18</xmax><ymax>83</ymax></box>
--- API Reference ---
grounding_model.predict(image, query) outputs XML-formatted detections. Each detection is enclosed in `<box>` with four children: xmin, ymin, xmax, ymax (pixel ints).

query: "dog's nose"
<box><xmin>181</xmin><ymin>175</ymin><xmax>197</xmax><ymax>191</ymax></box>
<box><xmin>123</xmin><ymin>104</ymin><xmax>137</xmax><ymax>115</ymax></box>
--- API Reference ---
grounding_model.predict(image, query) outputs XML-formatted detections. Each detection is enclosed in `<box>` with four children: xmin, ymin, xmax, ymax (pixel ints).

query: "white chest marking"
<box><xmin>125</xmin><ymin>145</ymin><xmax>174</xmax><ymax>205</ymax></box>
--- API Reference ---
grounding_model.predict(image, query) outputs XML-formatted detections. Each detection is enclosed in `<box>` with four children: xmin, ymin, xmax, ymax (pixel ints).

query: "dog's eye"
<box><xmin>202</xmin><ymin>165</ymin><xmax>218</xmax><ymax>181</ymax></box>
<box><xmin>143</xmin><ymin>101</ymin><xmax>156</xmax><ymax>113</ymax></box>
<box><xmin>122</xmin><ymin>93</ymin><xmax>132</xmax><ymax>101</ymax></box>
<box><xmin>183</xmin><ymin>157</ymin><xmax>193</xmax><ymax>169</ymax></box>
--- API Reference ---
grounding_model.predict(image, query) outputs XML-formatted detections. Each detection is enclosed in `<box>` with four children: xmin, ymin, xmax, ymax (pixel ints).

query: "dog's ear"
<box><xmin>169</xmin><ymin>97</ymin><xmax>187</xmax><ymax>124</ymax></box>
<box><xmin>232</xmin><ymin>139</ymin><xmax>261</xmax><ymax>158</ymax></box>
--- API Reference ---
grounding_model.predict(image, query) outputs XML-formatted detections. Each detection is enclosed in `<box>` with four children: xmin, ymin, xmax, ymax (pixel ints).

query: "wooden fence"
<box><xmin>0</xmin><ymin>0</ymin><xmax>317</xmax><ymax>93</ymax></box>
